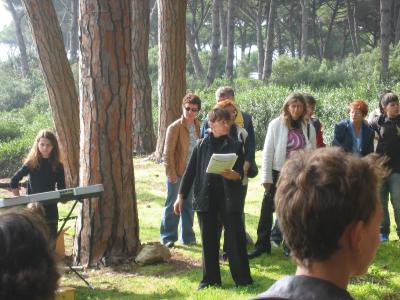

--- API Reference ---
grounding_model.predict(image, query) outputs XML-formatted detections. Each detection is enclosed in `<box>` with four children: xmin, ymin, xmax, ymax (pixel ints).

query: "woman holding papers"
<box><xmin>248</xmin><ymin>92</ymin><xmax>316</xmax><ymax>259</ymax></box>
<box><xmin>174</xmin><ymin>107</ymin><xmax>253</xmax><ymax>289</ymax></box>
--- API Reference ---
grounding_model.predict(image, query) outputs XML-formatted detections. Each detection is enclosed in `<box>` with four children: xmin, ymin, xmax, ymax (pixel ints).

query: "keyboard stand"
<box><xmin>58</xmin><ymin>198</ymin><xmax>95</xmax><ymax>290</ymax></box>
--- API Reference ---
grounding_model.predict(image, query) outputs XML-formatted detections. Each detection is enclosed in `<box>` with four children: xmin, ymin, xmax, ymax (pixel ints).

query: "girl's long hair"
<box><xmin>24</xmin><ymin>129</ymin><xmax>62</xmax><ymax>171</ymax></box>
<box><xmin>281</xmin><ymin>92</ymin><xmax>307</xmax><ymax>129</ymax></box>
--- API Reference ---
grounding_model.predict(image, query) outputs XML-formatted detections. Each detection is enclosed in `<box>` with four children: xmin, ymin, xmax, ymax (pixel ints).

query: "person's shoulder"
<box><xmin>335</xmin><ymin>119</ymin><xmax>350</xmax><ymax>128</ymax></box>
<box><xmin>252</xmin><ymin>275</ymin><xmax>354</xmax><ymax>300</ymax></box>
<box><xmin>168</xmin><ymin>117</ymin><xmax>183</xmax><ymax>129</ymax></box>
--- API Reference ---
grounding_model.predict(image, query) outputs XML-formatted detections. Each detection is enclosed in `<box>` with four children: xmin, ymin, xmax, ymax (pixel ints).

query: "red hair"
<box><xmin>349</xmin><ymin>99</ymin><xmax>368</xmax><ymax>117</ymax></box>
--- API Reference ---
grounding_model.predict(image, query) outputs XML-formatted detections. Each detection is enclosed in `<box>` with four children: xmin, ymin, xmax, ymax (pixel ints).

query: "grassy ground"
<box><xmin>2</xmin><ymin>153</ymin><xmax>400</xmax><ymax>299</ymax></box>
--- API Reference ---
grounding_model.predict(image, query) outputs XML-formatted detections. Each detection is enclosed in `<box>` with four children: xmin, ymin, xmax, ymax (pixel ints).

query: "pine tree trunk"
<box><xmin>394</xmin><ymin>4</ymin><xmax>400</xmax><ymax>44</ymax></box>
<box><xmin>154</xmin><ymin>0</ymin><xmax>187</xmax><ymax>162</ymax></box>
<box><xmin>69</xmin><ymin>0</ymin><xmax>79</xmax><ymax>63</ymax></box>
<box><xmin>380</xmin><ymin>0</ymin><xmax>392</xmax><ymax>82</ymax></box>
<box><xmin>132</xmin><ymin>0</ymin><xmax>156</xmax><ymax>155</ymax></box>
<box><xmin>22</xmin><ymin>0</ymin><xmax>79</xmax><ymax>188</ymax></box>
<box><xmin>187</xmin><ymin>26</ymin><xmax>205</xmax><ymax>78</ymax></box>
<box><xmin>262</xmin><ymin>0</ymin><xmax>277</xmax><ymax>81</ymax></box>
<box><xmin>206</xmin><ymin>0</ymin><xmax>220</xmax><ymax>87</ymax></box>
<box><xmin>219</xmin><ymin>0</ymin><xmax>227</xmax><ymax>48</ymax></box>
<box><xmin>300</xmin><ymin>0</ymin><xmax>310</xmax><ymax>59</ymax></box>
<box><xmin>225</xmin><ymin>0</ymin><xmax>235</xmax><ymax>79</ymax></box>
<box><xmin>6</xmin><ymin>0</ymin><xmax>30</xmax><ymax>78</ymax></box>
<box><xmin>75</xmin><ymin>0</ymin><xmax>139</xmax><ymax>266</ymax></box>
<box><xmin>256</xmin><ymin>1</ymin><xmax>264</xmax><ymax>79</ymax></box>
<box><xmin>346</xmin><ymin>0</ymin><xmax>360</xmax><ymax>55</ymax></box>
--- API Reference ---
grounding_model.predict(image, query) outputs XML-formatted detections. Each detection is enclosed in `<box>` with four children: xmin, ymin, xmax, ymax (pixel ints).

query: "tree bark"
<box><xmin>22</xmin><ymin>0</ymin><xmax>79</xmax><ymax>188</ymax></box>
<box><xmin>322</xmin><ymin>0</ymin><xmax>339</xmax><ymax>59</ymax></box>
<box><xmin>154</xmin><ymin>0</ymin><xmax>187</xmax><ymax>162</ymax></box>
<box><xmin>225</xmin><ymin>0</ymin><xmax>235</xmax><ymax>79</ymax></box>
<box><xmin>262</xmin><ymin>0</ymin><xmax>277</xmax><ymax>81</ymax></box>
<box><xmin>69</xmin><ymin>0</ymin><xmax>79</xmax><ymax>63</ymax></box>
<box><xmin>300</xmin><ymin>0</ymin><xmax>310</xmax><ymax>59</ymax></box>
<box><xmin>380</xmin><ymin>0</ymin><xmax>392</xmax><ymax>82</ymax></box>
<box><xmin>186</xmin><ymin>25</ymin><xmax>205</xmax><ymax>78</ymax></box>
<box><xmin>395</xmin><ymin>3</ymin><xmax>400</xmax><ymax>44</ymax></box>
<box><xmin>219</xmin><ymin>0</ymin><xmax>227</xmax><ymax>48</ymax></box>
<box><xmin>6</xmin><ymin>0</ymin><xmax>30</xmax><ymax>78</ymax></box>
<box><xmin>346</xmin><ymin>0</ymin><xmax>360</xmax><ymax>55</ymax></box>
<box><xmin>206</xmin><ymin>0</ymin><xmax>220</xmax><ymax>87</ymax></box>
<box><xmin>75</xmin><ymin>0</ymin><xmax>139</xmax><ymax>267</ymax></box>
<box><xmin>132</xmin><ymin>0</ymin><xmax>156</xmax><ymax>155</ymax></box>
<box><xmin>256</xmin><ymin>0</ymin><xmax>265</xmax><ymax>79</ymax></box>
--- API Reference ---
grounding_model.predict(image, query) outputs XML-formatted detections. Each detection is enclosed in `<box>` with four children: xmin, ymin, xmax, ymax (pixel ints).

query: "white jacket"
<box><xmin>261</xmin><ymin>117</ymin><xmax>316</xmax><ymax>184</ymax></box>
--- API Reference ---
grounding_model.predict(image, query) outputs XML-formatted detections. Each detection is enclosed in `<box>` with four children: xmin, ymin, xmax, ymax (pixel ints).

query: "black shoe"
<box><xmin>283</xmin><ymin>242</ymin><xmax>290</xmax><ymax>256</ymax></box>
<box><xmin>198</xmin><ymin>282</ymin><xmax>221</xmax><ymax>290</ymax></box>
<box><xmin>248</xmin><ymin>248</ymin><xmax>270</xmax><ymax>259</ymax></box>
<box><xmin>165</xmin><ymin>241</ymin><xmax>175</xmax><ymax>248</ymax></box>
<box><xmin>221</xmin><ymin>252</ymin><xmax>228</xmax><ymax>262</ymax></box>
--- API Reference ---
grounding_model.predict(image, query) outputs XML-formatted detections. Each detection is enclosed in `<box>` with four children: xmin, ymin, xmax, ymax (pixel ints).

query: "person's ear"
<box><xmin>347</xmin><ymin>220</ymin><xmax>364</xmax><ymax>253</ymax></box>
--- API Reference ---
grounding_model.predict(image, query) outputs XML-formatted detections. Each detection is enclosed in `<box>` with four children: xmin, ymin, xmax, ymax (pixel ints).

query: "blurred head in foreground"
<box><xmin>0</xmin><ymin>208</ymin><xmax>60</xmax><ymax>300</ymax></box>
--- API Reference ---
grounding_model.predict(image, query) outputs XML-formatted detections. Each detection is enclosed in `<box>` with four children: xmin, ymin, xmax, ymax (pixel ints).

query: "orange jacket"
<box><xmin>163</xmin><ymin>116</ymin><xmax>200</xmax><ymax>178</ymax></box>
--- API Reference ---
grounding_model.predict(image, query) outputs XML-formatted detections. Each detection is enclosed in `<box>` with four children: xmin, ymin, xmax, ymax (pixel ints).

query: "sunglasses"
<box><xmin>184</xmin><ymin>107</ymin><xmax>199</xmax><ymax>113</ymax></box>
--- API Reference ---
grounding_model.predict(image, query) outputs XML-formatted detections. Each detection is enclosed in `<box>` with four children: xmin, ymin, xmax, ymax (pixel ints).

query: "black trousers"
<box><xmin>44</xmin><ymin>203</ymin><xmax>58</xmax><ymax>242</ymax></box>
<box><xmin>254</xmin><ymin>170</ymin><xmax>280</xmax><ymax>252</ymax></box>
<box><xmin>197</xmin><ymin>196</ymin><xmax>252</xmax><ymax>286</ymax></box>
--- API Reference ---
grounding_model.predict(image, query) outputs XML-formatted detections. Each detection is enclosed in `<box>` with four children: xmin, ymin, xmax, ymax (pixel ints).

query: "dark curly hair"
<box><xmin>0</xmin><ymin>209</ymin><xmax>60</xmax><ymax>300</ymax></box>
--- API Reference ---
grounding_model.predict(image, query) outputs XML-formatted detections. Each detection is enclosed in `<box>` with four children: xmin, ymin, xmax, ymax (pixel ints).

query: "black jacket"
<box><xmin>179</xmin><ymin>134</ymin><xmax>245</xmax><ymax>213</ymax></box>
<box><xmin>252</xmin><ymin>275</ymin><xmax>354</xmax><ymax>300</ymax></box>
<box><xmin>369</xmin><ymin>114</ymin><xmax>400</xmax><ymax>173</ymax></box>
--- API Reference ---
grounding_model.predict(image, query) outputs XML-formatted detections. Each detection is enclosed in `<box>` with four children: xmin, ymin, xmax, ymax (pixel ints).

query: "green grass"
<box><xmin>29</xmin><ymin>153</ymin><xmax>400</xmax><ymax>299</ymax></box>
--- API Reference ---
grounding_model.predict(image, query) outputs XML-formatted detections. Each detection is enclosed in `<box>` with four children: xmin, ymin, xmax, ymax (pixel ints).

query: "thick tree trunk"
<box><xmin>132</xmin><ymin>0</ymin><xmax>156</xmax><ymax>155</ymax></box>
<box><xmin>395</xmin><ymin>4</ymin><xmax>400</xmax><ymax>44</ymax></box>
<box><xmin>346</xmin><ymin>0</ymin><xmax>359</xmax><ymax>55</ymax></box>
<box><xmin>6</xmin><ymin>0</ymin><xmax>30</xmax><ymax>78</ymax></box>
<box><xmin>154</xmin><ymin>0</ymin><xmax>187</xmax><ymax>162</ymax></box>
<box><xmin>22</xmin><ymin>0</ymin><xmax>79</xmax><ymax>188</ymax></box>
<box><xmin>256</xmin><ymin>1</ymin><xmax>265</xmax><ymax>79</ymax></box>
<box><xmin>69</xmin><ymin>0</ymin><xmax>79</xmax><ymax>63</ymax></box>
<box><xmin>206</xmin><ymin>0</ymin><xmax>220</xmax><ymax>87</ymax></box>
<box><xmin>289</xmin><ymin>2</ymin><xmax>296</xmax><ymax>57</ymax></box>
<box><xmin>75</xmin><ymin>0</ymin><xmax>139</xmax><ymax>266</ymax></box>
<box><xmin>219</xmin><ymin>0</ymin><xmax>227</xmax><ymax>48</ymax></box>
<box><xmin>322</xmin><ymin>0</ymin><xmax>339</xmax><ymax>59</ymax></box>
<box><xmin>186</xmin><ymin>25</ymin><xmax>205</xmax><ymax>78</ymax></box>
<box><xmin>225</xmin><ymin>0</ymin><xmax>235</xmax><ymax>79</ymax></box>
<box><xmin>300</xmin><ymin>0</ymin><xmax>310</xmax><ymax>59</ymax></box>
<box><xmin>380</xmin><ymin>0</ymin><xmax>392</xmax><ymax>82</ymax></box>
<box><xmin>262</xmin><ymin>0</ymin><xmax>277</xmax><ymax>81</ymax></box>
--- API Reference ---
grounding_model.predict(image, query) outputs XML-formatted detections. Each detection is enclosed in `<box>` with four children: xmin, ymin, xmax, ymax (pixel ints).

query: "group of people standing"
<box><xmin>159</xmin><ymin>86</ymin><xmax>400</xmax><ymax>290</ymax></box>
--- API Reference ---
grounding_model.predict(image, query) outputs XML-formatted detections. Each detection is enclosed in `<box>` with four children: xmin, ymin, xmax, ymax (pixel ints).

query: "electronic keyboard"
<box><xmin>0</xmin><ymin>184</ymin><xmax>104</xmax><ymax>208</ymax></box>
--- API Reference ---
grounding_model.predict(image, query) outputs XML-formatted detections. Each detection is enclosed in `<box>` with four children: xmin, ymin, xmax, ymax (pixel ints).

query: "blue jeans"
<box><xmin>160</xmin><ymin>177</ymin><xmax>196</xmax><ymax>245</ymax></box>
<box><xmin>380</xmin><ymin>172</ymin><xmax>400</xmax><ymax>237</ymax></box>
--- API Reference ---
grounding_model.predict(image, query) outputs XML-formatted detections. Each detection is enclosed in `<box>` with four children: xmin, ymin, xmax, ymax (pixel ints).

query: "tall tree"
<box><xmin>154</xmin><ymin>0</ymin><xmax>187</xmax><ymax>162</ymax></box>
<box><xmin>5</xmin><ymin>0</ymin><xmax>30</xmax><ymax>78</ymax></box>
<box><xmin>262</xmin><ymin>0</ymin><xmax>277</xmax><ymax>80</ymax></box>
<box><xmin>225</xmin><ymin>0</ymin><xmax>235</xmax><ymax>79</ymax></box>
<box><xmin>238</xmin><ymin>0</ymin><xmax>268</xmax><ymax>80</ymax></box>
<box><xmin>380</xmin><ymin>0</ymin><xmax>392</xmax><ymax>82</ymax></box>
<box><xmin>300</xmin><ymin>0</ymin><xmax>310</xmax><ymax>59</ymax></box>
<box><xmin>219</xmin><ymin>0</ymin><xmax>227</xmax><ymax>47</ymax></box>
<box><xmin>132</xmin><ymin>0</ymin><xmax>156</xmax><ymax>155</ymax></box>
<box><xmin>22</xmin><ymin>0</ymin><xmax>79</xmax><ymax>188</ymax></box>
<box><xmin>346</xmin><ymin>0</ymin><xmax>360</xmax><ymax>55</ymax></box>
<box><xmin>206</xmin><ymin>0</ymin><xmax>220</xmax><ymax>87</ymax></box>
<box><xmin>69</xmin><ymin>0</ymin><xmax>79</xmax><ymax>63</ymax></box>
<box><xmin>394</xmin><ymin>2</ymin><xmax>400</xmax><ymax>44</ymax></box>
<box><xmin>75</xmin><ymin>0</ymin><xmax>139</xmax><ymax>266</ymax></box>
